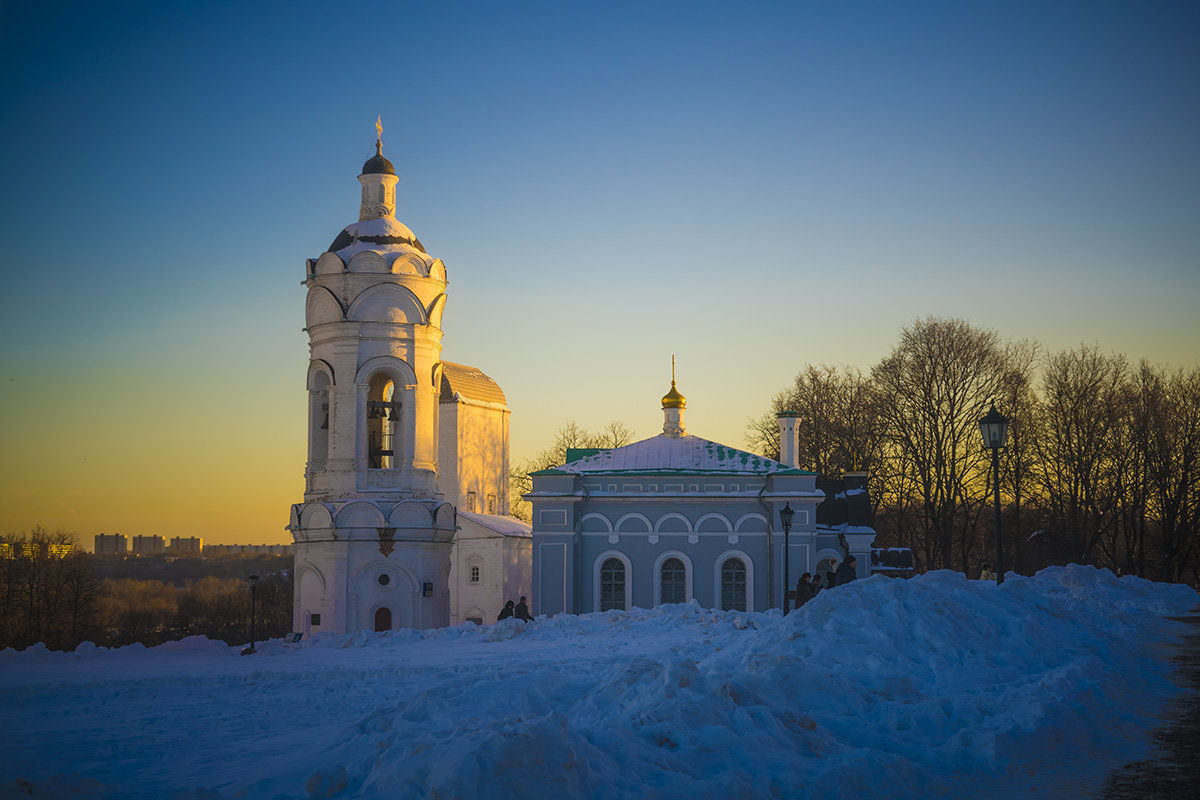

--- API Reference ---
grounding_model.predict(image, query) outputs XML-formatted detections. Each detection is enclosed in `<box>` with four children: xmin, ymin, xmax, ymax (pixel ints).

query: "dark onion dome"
<box><xmin>361</xmin><ymin>140</ymin><xmax>395</xmax><ymax>176</ymax></box>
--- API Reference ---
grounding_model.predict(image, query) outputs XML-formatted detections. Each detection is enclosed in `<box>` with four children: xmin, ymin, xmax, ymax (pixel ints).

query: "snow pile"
<box><xmin>1</xmin><ymin>566</ymin><xmax>1195</xmax><ymax>800</ymax></box>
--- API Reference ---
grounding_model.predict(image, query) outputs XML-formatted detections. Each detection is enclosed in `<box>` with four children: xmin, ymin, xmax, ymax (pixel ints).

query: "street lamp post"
<box><xmin>780</xmin><ymin>503</ymin><xmax>795</xmax><ymax>614</ymax></box>
<box><xmin>978</xmin><ymin>402</ymin><xmax>1010</xmax><ymax>585</ymax></box>
<box><xmin>246</xmin><ymin>574</ymin><xmax>260</xmax><ymax>654</ymax></box>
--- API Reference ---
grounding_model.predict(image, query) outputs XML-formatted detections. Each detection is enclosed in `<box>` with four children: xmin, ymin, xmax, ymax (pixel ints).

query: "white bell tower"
<box><xmin>289</xmin><ymin>122</ymin><xmax>457</xmax><ymax>635</ymax></box>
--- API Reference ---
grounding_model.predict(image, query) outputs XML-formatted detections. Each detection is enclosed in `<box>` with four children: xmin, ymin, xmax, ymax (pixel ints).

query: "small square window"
<box><xmin>470</xmin><ymin>565</ymin><xmax>480</xmax><ymax>584</ymax></box>
<box><xmin>310</xmin><ymin>613</ymin><xmax>321</xmax><ymax>626</ymax></box>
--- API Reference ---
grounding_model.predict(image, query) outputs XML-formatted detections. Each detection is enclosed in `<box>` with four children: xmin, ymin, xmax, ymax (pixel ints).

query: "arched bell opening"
<box><xmin>308</xmin><ymin>370</ymin><xmax>332</xmax><ymax>473</ymax></box>
<box><xmin>367</xmin><ymin>373</ymin><xmax>401</xmax><ymax>469</ymax></box>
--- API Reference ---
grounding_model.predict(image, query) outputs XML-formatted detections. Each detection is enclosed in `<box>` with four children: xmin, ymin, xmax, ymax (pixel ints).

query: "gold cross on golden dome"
<box><xmin>661</xmin><ymin>355</ymin><xmax>686</xmax><ymax>409</ymax></box>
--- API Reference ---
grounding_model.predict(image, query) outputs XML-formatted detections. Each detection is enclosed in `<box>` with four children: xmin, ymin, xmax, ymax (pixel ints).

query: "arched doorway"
<box><xmin>374</xmin><ymin>606</ymin><xmax>392</xmax><ymax>632</ymax></box>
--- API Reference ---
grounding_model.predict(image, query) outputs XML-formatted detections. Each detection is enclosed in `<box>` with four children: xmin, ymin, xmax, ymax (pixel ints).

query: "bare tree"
<box><xmin>1140</xmin><ymin>364</ymin><xmax>1200</xmax><ymax>581</ymax></box>
<box><xmin>0</xmin><ymin>528</ymin><xmax>98</xmax><ymax>651</ymax></box>
<box><xmin>743</xmin><ymin>318</ymin><xmax>1199</xmax><ymax>585</ymax></box>
<box><xmin>1032</xmin><ymin>345</ymin><xmax>1128</xmax><ymax>567</ymax></box>
<box><xmin>509</xmin><ymin>421</ymin><xmax>636</xmax><ymax>522</ymax></box>
<box><xmin>746</xmin><ymin>365</ymin><xmax>883</xmax><ymax>478</ymax></box>
<box><xmin>993</xmin><ymin>340</ymin><xmax>1040</xmax><ymax>573</ymax></box>
<box><xmin>871</xmin><ymin>317</ymin><xmax>1005</xmax><ymax>572</ymax></box>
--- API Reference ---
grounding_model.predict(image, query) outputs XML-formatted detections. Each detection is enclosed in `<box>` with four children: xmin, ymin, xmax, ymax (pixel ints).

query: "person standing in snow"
<box><xmin>980</xmin><ymin>562</ymin><xmax>996</xmax><ymax>581</ymax></box>
<box><xmin>826</xmin><ymin>559</ymin><xmax>839</xmax><ymax>588</ymax></box>
<box><xmin>795</xmin><ymin>574</ymin><xmax>813</xmax><ymax>607</ymax></box>
<box><xmin>810</xmin><ymin>573</ymin><xmax>823</xmax><ymax>595</ymax></box>
<box><xmin>834</xmin><ymin>554</ymin><xmax>858</xmax><ymax>587</ymax></box>
<box><xmin>514</xmin><ymin>596</ymin><xmax>532</xmax><ymax>621</ymax></box>
<box><xmin>497</xmin><ymin>600</ymin><xmax>515</xmax><ymax>621</ymax></box>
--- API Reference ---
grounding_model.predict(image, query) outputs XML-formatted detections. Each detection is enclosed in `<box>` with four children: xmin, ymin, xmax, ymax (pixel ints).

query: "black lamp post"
<box><xmin>978</xmin><ymin>402</ymin><xmax>1010</xmax><ymax>585</ymax></box>
<box><xmin>780</xmin><ymin>502</ymin><xmax>795</xmax><ymax>614</ymax></box>
<box><xmin>246</xmin><ymin>574</ymin><xmax>260</xmax><ymax>654</ymax></box>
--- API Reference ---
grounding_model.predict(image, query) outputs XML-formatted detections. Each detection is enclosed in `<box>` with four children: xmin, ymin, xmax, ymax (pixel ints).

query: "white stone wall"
<box><xmin>437</xmin><ymin>401</ymin><xmax>511</xmax><ymax>516</ymax></box>
<box><xmin>449</xmin><ymin>515</ymin><xmax>531</xmax><ymax>625</ymax></box>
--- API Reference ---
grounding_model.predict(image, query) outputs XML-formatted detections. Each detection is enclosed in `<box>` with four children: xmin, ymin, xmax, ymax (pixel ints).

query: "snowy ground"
<box><xmin>2</xmin><ymin>566</ymin><xmax>1196</xmax><ymax>800</ymax></box>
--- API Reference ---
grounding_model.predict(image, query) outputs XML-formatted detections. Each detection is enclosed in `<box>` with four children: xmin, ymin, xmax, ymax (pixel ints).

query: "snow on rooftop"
<box><xmin>558</xmin><ymin>434</ymin><xmax>791</xmax><ymax>474</ymax></box>
<box><xmin>458</xmin><ymin>510</ymin><xmax>531</xmax><ymax>537</ymax></box>
<box><xmin>1</xmin><ymin>566</ymin><xmax>1195</xmax><ymax>799</ymax></box>
<box><xmin>440</xmin><ymin>362</ymin><xmax>507</xmax><ymax>407</ymax></box>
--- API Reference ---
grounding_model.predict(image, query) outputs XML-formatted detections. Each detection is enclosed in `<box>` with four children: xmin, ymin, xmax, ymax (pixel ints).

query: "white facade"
<box><xmin>436</xmin><ymin>363</ymin><xmax>511</xmax><ymax>517</ymax></box>
<box><xmin>449</xmin><ymin>512</ymin><xmax>532</xmax><ymax>625</ymax></box>
<box><xmin>289</xmin><ymin>134</ymin><xmax>528</xmax><ymax>635</ymax></box>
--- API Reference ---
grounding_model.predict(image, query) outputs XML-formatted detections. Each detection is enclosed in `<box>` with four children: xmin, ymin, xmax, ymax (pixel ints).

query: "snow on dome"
<box><xmin>328</xmin><ymin>216</ymin><xmax>428</xmax><ymax>258</ymax></box>
<box><xmin>558</xmin><ymin>434</ymin><xmax>792</xmax><ymax>474</ymax></box>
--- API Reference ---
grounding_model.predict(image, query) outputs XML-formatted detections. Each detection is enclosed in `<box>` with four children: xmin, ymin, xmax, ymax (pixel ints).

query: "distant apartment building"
<box><xmin>0</xmin><ymin>540</ymin><xmax>73</xmax><ymax>558</ymax></box>
<box><xmin>168</xmin><ymin>536</ymin><xmax>203</xmax><ymax>554</ymax></box>
<box><xmin>95</xmin><ymin>533</ymin><xmax>128</xmax><ymax>554</ymax></box>
<box><xmin>203</xmin><ymin>543</ymin><xmax>293</xmax><ymax>556</ymax></box>
<box><xmin>131</xmin><ymin>535</ymin><xmax>166</xmax><ymax>554</ymax></box>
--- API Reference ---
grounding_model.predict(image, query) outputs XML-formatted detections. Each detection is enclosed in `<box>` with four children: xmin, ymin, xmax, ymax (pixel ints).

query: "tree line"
<box><xmin>1</xmin><ymin>527</ymin><xmax>293</xmax><ymax>651</ymax></box>
<box><xmin>747</xmin><ymin>317</ymin><xmax>1199</xmax><ymax>584</ymax></box>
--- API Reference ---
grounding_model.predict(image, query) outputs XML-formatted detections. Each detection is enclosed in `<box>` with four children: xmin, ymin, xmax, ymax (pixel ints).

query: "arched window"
<box><xmin>660</xmin><ymin>557</ymin><xmax>686</xmax><ymax>605</ymax></box>
<box><xmin>374</xmin><ymin>607</ymin><xmax>392</xmax><ymax>632</ymax></box>
<box><xmin>599</xmin><ymin>557</ymin><xmax>626</xmax><ymax>611</ymax></box>
<box><xmin>368</xmin><ymin>374</ymin><xmax>400</xmax><ymax>469</ymax></box>
<box><xmin>309</xmin><ymin>371</ymin><xmax>332</xmax><ymax>472</ymax></box>
<box><xmin>720</xmin><ymin>557</ymin><xmax>747</xmax><ymax>612</ymax></box>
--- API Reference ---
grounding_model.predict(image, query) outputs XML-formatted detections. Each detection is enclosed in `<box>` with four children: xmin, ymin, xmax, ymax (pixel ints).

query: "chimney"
<box><xmin>776</xmin><ymin>413</ymin><xmax>800</xmax><ymax>468</ymax></box>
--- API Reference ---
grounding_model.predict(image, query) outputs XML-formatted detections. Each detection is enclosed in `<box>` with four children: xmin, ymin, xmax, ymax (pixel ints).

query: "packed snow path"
<box><xmin>2</xmin><ymin>566</ymin><xmax>1196</xmax><ymax>800</ymax></box>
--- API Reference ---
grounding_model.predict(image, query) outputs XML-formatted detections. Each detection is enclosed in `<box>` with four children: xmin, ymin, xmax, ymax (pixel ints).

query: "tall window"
<box><xmin>599</xmin><ymin>557</ymin><xmax>625</xmax><ymax>611</ymax></box>
<box><xmin>470</xmin><ymin>565</ymin><xmax>480</xmax><ymax>584</ymax></box>
<box><xmin>660</xmin><ymin>557</ymin><xmax>686</xmax><ymax>604</ymax></box>
<box><xmin>309</xmin><ymin>371</ymin><xmax>331</xmax><ymax>470</ymax></box>
<box><xmin>467</xmin><ymin>491</ymin><xmax>477</xmax><ymax>512</ymax></box>
<box><xmin>720</xmin><ymin>557</ymin><xmax>747</xmax><ymax>612</ymax></box>
<box><xmin>487</xmin><ymin>494</ymin><xmax>496</xmax><ymax>514</ymax></box>
<box><xmin>368</xmin><ymin>375</ymin><xmax>400</xmax><ymax>469</ymax></box>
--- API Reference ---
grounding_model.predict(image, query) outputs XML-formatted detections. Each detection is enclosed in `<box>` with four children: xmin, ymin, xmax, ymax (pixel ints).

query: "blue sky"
<box><xmin>1</xmin><ymin>0</ymin><xmax>1197</xmax><ymax>543</ymax></box>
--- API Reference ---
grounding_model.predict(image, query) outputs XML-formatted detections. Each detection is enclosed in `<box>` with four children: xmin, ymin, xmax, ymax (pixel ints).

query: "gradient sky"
<box><xmin>1</xmin><ymin>0</ymin><xmax>1197</xmax><ymax>547</ymax></box>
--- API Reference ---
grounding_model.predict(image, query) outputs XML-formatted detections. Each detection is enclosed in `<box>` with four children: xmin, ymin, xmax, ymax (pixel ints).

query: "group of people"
<box><xmin>496</xmin><ymin>555</ymin><xmax>862</xmax><ymax>620</ymax></box>
<box><xmin>793</xmin><ymin>553</ymin><xmax>858</xmax><ymax>608</ymax></box>
<box><xmin>497</xmin><ymin>596</ymin><xmax>532</xmax><ymax>622</ymax></box>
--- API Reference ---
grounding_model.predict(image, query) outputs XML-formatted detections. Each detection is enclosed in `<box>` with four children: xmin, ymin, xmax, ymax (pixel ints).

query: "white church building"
<box><xmin>288</xmin><ymin>130</ymin><xmax>530</xmax><ymax>634</ymax></box>
<box><xmin>528</xmin><ymin>379</ymin><xmax>876</xmax><ymax>616</ymax></box>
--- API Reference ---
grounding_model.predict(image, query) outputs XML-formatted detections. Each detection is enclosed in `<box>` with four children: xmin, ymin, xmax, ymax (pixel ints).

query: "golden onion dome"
<box><xmin>661</xmin><ymin>379</ymin><xmax>686</xmax><ymax>409</ymax></box>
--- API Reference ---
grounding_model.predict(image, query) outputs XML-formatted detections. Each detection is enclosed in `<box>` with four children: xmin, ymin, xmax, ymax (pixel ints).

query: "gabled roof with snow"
<box><xmin>457</xmin><ymin>511</ymin><xmax>531</xmax><ymax>538</ymax></box>
<box><xmin>440</xmin><ymin>362</ymin><xmax>507</xmax><ymax>407</ymax></box>
<box><xmin>548</xmin><ymin>434</ymin><xmax>807</xmax><ymax>476</ymax></box>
